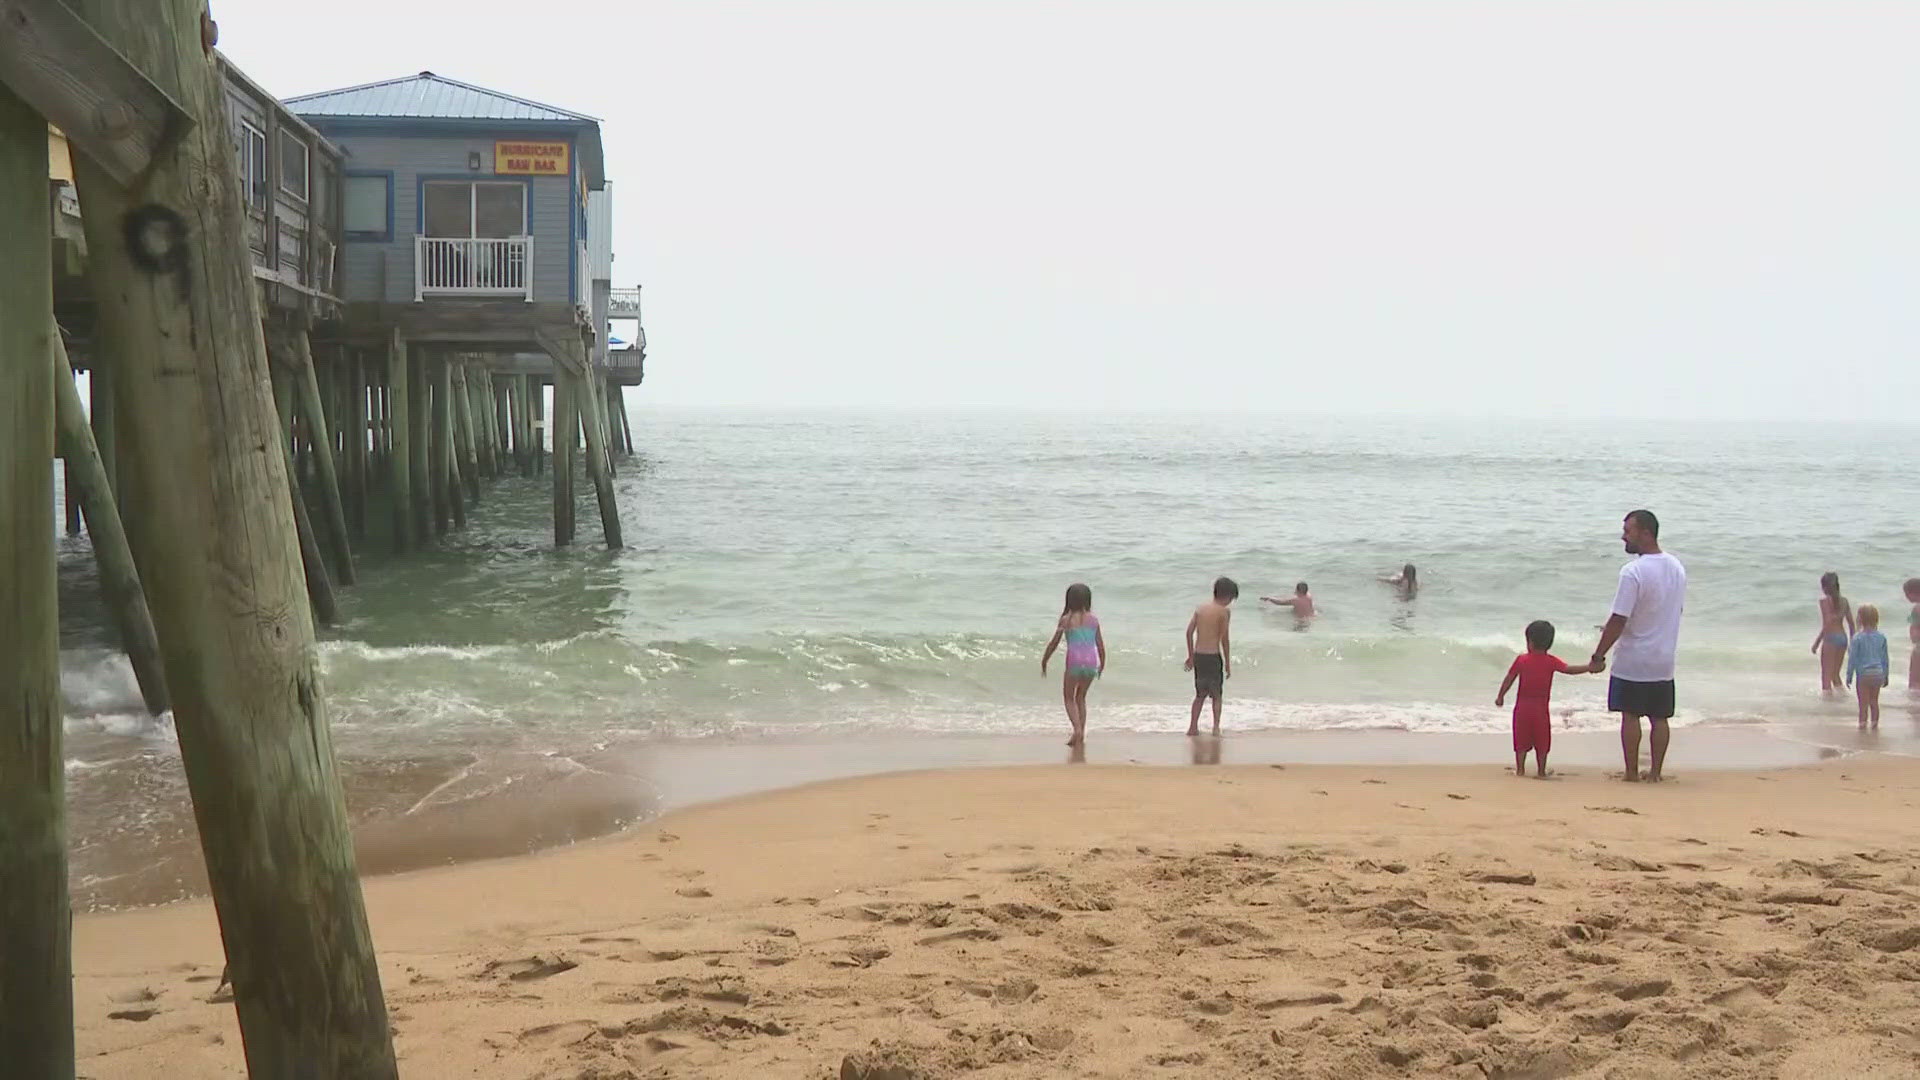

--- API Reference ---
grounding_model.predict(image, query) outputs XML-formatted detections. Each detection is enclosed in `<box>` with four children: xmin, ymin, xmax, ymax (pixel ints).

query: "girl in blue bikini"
<box><xmin>1811</xmin><ymin>572</ymin><xmax>1855</xmax><ymax>695</ymax></box>
<box><xmin>1041</xmin><ymin>583</ymin><xmax>1106</xmax><ymax>747</ymax></box>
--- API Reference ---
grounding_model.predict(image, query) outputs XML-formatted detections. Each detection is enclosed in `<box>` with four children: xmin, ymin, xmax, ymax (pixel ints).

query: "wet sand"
<box><xmin>72</xmin><ymin>751</ymin><xmax>1920</xmax><ymax>1077</ymax></box>
<box><xmin>70</xmin><ymin>723</ymin><xmax>1871</xmax><ymax>909</ymax></box>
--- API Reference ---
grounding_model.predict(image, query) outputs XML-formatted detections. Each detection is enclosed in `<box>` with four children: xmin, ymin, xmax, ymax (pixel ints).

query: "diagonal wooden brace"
<box><xmin>0</xmin><ymin>0</ymin><xmax>195</xmax><ymax>186</ymax></box>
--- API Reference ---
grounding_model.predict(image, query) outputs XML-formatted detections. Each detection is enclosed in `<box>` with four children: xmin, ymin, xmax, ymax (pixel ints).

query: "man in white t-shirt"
<box><xmin>1590</xmin><ymin>509</ymin><xmax>1686</xmax><ymax>782</ymax></box>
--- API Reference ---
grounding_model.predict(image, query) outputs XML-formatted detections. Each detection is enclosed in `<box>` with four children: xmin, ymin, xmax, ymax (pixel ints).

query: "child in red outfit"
<box><xmin>1496</xmin><ymin>620</ymin><xmax>1604</xmax><ymax>778</ymax></box>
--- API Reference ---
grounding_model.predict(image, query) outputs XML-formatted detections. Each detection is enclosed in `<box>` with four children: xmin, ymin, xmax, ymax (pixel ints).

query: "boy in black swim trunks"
<box><xmin>1185</xmin><ymin>577</ymin><xmax>1238</xmax><ymax>736</ymax></box>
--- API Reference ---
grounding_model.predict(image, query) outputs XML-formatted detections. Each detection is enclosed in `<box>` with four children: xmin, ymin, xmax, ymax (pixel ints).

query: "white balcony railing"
<box><xmin>608</xmin><ymin>286</ymin><xmax>643</xmax><ymax>318</ymax></box>
<box><xmin>414</xmin><ymin>236</ymin><xmax>533</xmax><ymax>301</ymax></box>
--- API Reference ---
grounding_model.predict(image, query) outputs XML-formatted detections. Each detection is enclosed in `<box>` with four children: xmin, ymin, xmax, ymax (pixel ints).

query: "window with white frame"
<box><xmin>278</xmin><ymin>129</ymin><xmax>309</xmax><ymax>201</ymax></box>
<box><xmin>422</xmin><ymin>180</ymin><xmax>526</xmax><ymax>239</ymax></box>
<box><xmin>343</xmin><ymin>174</ymin><xmax>390</xmax><ymax>240</ymax></box>
<box><xmin>235</xmin><ymin>122</ymin><xmax>268</xmax><ymax>210</ymax></box>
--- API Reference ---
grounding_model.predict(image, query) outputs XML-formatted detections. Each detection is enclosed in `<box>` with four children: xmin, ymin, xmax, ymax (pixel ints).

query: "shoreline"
<box><xmin>73</xmin><ymin>753</ymin><xmax>1920</xmax><ymax>1077</ymax></box>
<box><xmin>70</xmin><ymin>720</ymin><xmax>1905</xmax><ymax>911</ymax></box>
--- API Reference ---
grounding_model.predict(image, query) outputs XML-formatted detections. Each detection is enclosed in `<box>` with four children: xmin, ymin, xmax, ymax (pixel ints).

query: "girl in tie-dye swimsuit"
<box><xmin>1041</xmin><ymin>583</ymin><xmax>1107</xmax><ymax>747</ymax></box>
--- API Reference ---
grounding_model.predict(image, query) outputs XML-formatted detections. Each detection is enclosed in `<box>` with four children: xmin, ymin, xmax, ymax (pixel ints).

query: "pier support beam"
<box><xmin>272</xmin><ymin>356</ymin><xmax>338</xmax><ymax>627</ymax></box>
<box><xmin>293</xmin><ymin>328</ymin><xmax>355</xmax><ymax>586</ymax></box>
<box><xmin>452</xmin><ymin>360</ymin><xmax>480</xmax><ymax>506</ymax></box>
<box><xmin>582</xmin><ymin>375</ymin><xmax>622</xmax><ymax>547</ymax></box>
<box><xmin>539</xmin><ymin>332</ymin><xmax>623</xmax><ymax>550</ymax></box>
<box><xmin>387</xmin><ymin>329</ymin><xmax>413</xmax><ymax>553</ymax></box>
<box><xmin>91</xmin><ymin>353</ymin><xmax>116</xmax><ymax>499</ymax></box>
<box><xmin>54</xmin><ymin>334</ymin><xmax>168</xmax><ymax>717</ymax></box>
<box><xmin>0</xmin><ymin>84</ymin><xmax>73</xmax><ymax>1080</ymax></box>
<box><xmin>552</xmin><ymin>374</ymin><xmax>576</xmax><ymax>546</ymax></box>
<box><xmin>482</xmin><ymin>368</ymin><xmax>501</xmax><ymax>480</ymax></box>
<box><xmin>432</xmin><ymin>356</ymin><xmax>460</xmax><ymax>531</ymax></box>
<box><xmin>67</xmin><ymin>6</ymin><xmax>398</xmax><ymax>1071</ymax></box>
<box><xmin>346</xmin><ymin>349</ymin><xmax>368</xmax><ymax>541</ymax></box>
<box><xmin>64</xmin><ymin>460</ymin><xmax>81</xmax><ymax>535</ymax></box>
<box><xmin>408</xmin><ymin>346</ymin><xmax>431</xmax><ymax>540</ymax></box>
<box><xmin>532</xmin><ymin>376</ymin><xmax>546</xmax><ymax>476</ymax></box>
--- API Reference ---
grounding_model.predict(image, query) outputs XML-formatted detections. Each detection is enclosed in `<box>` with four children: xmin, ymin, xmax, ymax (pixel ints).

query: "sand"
<box><xmin>72</xmin><ymin>753</ymin><xmax>1920</xmax><ymax>1078</ymax></box>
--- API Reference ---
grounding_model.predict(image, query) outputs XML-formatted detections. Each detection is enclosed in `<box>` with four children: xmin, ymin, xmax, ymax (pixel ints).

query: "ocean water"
<box><xmin>52</xmin><ymin>409</ymin><xmax>1920</xmax><ymax>904</ymax></box>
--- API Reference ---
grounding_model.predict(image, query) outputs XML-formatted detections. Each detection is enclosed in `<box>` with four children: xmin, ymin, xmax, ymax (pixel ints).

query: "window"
<box><xmin>235</xmin><ymin>122</ymin><xmax>268</xmax><ymax>210</ymax></box>
<box><xmin>343</xmin><ymin>173</ymin><xmax>391</xmax><ymax>240</ymax></box>
<box><xmin>422</xmin><ymin>181</ymin><xmax>526</xmax><ymax>238</ymax></box>
<box><xmin>278</xmin><ymin>130</ymin><xmax>309</xmax><ymax>201</ymax></box>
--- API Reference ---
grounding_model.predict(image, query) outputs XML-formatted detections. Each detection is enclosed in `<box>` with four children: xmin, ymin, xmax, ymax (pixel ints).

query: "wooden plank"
<box><xmin>54</xmin><ymin>331</ymin><xmax>168</xmax><ymax>716</ymax></box>
<box><xmin>0</xmin><ymin>81</ymin><xmax>73</xmax><ymax>1080</ymax></box>
<box><xmin>292</xmin><ymin>328</ymin><xmax>355</xmax><ymax>585</ymax></box>
<box><xmin>0</xmin><ymin>0</ymin><xmax>194</xmax><ymax>185</ymax></box>
<box><xmin>67</xmin><ymin>3</ymin><xmax>396</xmax><ymax>1073</ymax></box>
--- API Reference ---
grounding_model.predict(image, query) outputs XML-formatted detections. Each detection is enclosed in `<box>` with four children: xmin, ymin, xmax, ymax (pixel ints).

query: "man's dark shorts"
<box><xmin>1608</xmin><ymin>677</ymin><xmax>1675</xmax><ymax>720</ymax></box>
<box><xmin>1192</xmin><ymin>653</ymin><xmax>1224</xmax><ymax>699</ymax></box>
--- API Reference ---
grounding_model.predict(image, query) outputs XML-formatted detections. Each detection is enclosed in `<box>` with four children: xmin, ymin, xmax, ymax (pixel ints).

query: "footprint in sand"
<box><xmin>108</xmin><ymin>1008</ymin><xmax>158</xmax><ymax>1022</ymax></box>
<box><xmin>1446</xmin><ymin>793</ymin><xmax>1470</xmax><ymax>801</ymax></box>
<box><xmin>1586</xmin><ymin>806</ymin><xmax>1640</xmax><ymax>815</ymax></box>
<box><xmin>478</xmin><ymin>956</ymin><xmax>578</xmax><ymax>982</ymax></box>
<box><xmin>675</xmin><ymin>887</ymin><xmax>714</xmax><ymax>898</ymax></box>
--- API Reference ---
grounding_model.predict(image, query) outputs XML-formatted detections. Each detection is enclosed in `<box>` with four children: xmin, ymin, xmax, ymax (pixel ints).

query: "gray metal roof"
<box><xmin>284</xmin><ymin>72</ymin><xmax>598</xmax><ymax>124</ymax></box>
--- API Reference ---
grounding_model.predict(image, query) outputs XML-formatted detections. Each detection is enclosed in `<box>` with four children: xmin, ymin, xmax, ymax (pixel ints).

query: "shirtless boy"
<box><xmin>1261</xmin><ymin>582</ymin><xmax>1315</xmax><ymax>619</ymax></box>
<box><xmin>1185</xmin><ymin>577</ymin><xmax>1238</xmax><ymax>735</ymax></box>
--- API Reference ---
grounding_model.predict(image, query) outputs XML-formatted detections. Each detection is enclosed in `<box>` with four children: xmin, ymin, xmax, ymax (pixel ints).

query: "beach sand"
<box><xmin>73</xmin><ymin>752</ymin><xmax>1920</xmax><ymax>1078</ymax></box>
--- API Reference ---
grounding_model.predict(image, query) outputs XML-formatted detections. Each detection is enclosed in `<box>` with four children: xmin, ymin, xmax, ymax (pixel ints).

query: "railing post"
<box><xmin>413</xmin><ymin>236</ymin><xmax>424</xmax><ymax>301</ymax></box>
<box><xmin>525</xmin><ymin>236</ymin><xmax>535</xmax><ymax>301</ymax></box>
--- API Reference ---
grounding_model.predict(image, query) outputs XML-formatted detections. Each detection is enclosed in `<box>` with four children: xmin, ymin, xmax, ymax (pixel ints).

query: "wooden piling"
<box><xmin>54</xmin><ymin>334</ymin><xmax>169</xmax><ymax>717</ymax></box>
<box><xmin>532</xmin><ymin>377</ymin><xmax>547</xmax><ymax>476</ymax></box>
<box><xmin>451</xmin><ymin>361</ymin><xmax>480</xmax><ymax>505</ymax></box>
<box><xmin>552</xmin><ymin>374</ymin><xmax>576</xmax><ymax>546</ymax></box>
<box><xmin>272</xmin><ymin>357</ymin><xmax>339</xmax><ymax>627</ymax></box>
<box><xmin>577</xmin><ymin>371</ymin><xmax>623</xmax><ymax>549</ymax></box>
<box><xmin>387</xmin><ymin>329</ymin><xmax>413</xmax><ymax>553</ymax></box>
<box><xmin>516</xmin><ymin>374</ymin><xmax>534</xmax><ymax>477</ymax></box>
<box><xmin>484</xmin><ymin>370</ymin><xmax>503</xmax><ymax>479</ymax></box>
<box><xmin>91</xmin><ymin>354</ymin><xmax>116</xmax><ymax>498</ymax></box>
<box><xmin>620</xmin><ymin>384</ymin><xmax>636</xmax><ymax>454</ymax></box>
<box><xmin>0</xmin><ymin>83</ymin><xmax>74</xmax><ymax>1079</ymax></box>
<box><xmin>292</xmin><ymin>329</ymin><xmax>356</xmax><ymax>585</ymax></box>
<box><xmin>493</xmin><ymin>374</ymin><xmax>512</xmax><ymax>477</ymax></box>
<box><xmin>347</xmin><ymin>350</ymin><xmax>369</xmax><ymax>541</ymax></box>
<box><xmin>408</xmin><ymin>346</ymin><xmax>432</xmax><ymax>540</ymax></box>
<box><xmin>431</xmin><ymin>356</ymin><xmax>457</xmax><ymax>531</ymax></box>
<box><xmin>71</xmin><ymin>3</ymin><xmax>397</xmax><ymax>1042</ymax></box>
<box><xmin>479</xmin><ymin>368</ymin><xmax>501</xmax><ymax>480</ymax></box>
<box><xmin>64</xmin><ymin>460</ymin><xmax>82</xmax><ymax>535</ymax></box>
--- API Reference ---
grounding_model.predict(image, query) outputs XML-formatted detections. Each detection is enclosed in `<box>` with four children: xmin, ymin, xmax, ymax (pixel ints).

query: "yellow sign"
<box><xmin>494</xmin><ymin>140</ymin><xmax>569</xmax><ymax>176</ymax></box>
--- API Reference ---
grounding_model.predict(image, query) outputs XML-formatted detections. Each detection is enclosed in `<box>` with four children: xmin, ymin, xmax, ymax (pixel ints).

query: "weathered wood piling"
<box><xmin>0</xmin><ymin>81</ymin><xmax>74</xmax><ymax>1080</ymax></box>
<box><xmin>62</xmin><ymin>1</ymin><xmax>398</xmax><ymax>1072</ymax></box>
<box><xmin>54</xmin><ymin>333</ymin><xmax>168</xmax><ymax>716</ymax></box>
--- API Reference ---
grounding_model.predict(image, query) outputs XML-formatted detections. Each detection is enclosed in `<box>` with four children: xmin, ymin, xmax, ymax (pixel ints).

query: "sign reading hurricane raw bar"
<box><xmin>494</xmin><ymin>140</ymin><xmax>569</xmax><ymax>175</ymax></box>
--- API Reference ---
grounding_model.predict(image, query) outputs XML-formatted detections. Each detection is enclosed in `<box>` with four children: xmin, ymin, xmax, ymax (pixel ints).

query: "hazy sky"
<box><xmin>222</xmin><ymin>2</ymin><xmax>1916</xmax><ymax>418</ymax></box>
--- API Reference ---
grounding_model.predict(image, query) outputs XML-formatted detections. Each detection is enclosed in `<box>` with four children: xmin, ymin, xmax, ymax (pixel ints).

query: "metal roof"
<box><xmin>284</xmin><ymin>71</ymin><xmax>599</xmax><ymax>124</ymax></box>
